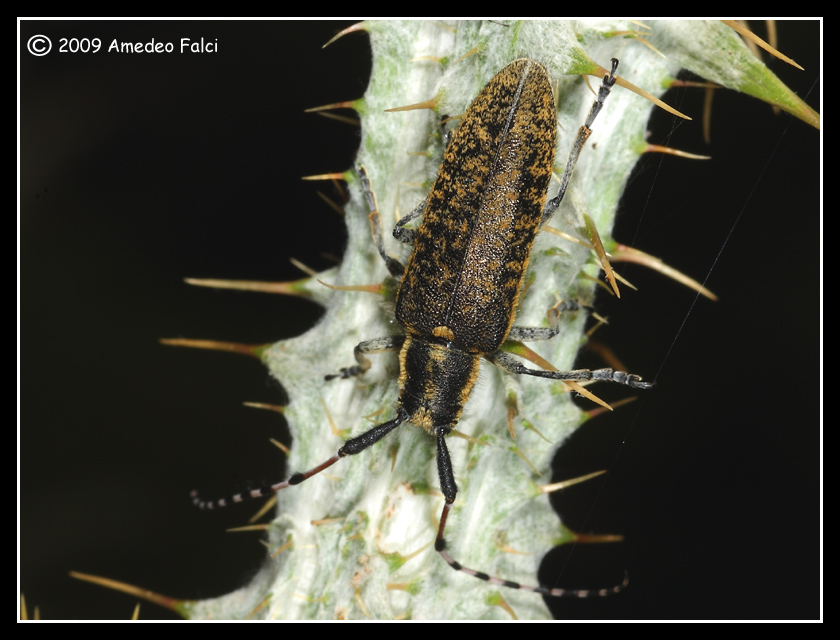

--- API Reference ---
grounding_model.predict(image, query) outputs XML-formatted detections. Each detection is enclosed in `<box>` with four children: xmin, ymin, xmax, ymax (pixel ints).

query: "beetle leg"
<box><xmin>506</xmin><ymin>325</ymin><xmax>558</xmax><ymax>342</ymax></box>
<box><xmin>541</xmin><ymin>59</ymin><xmax>619</xmax><ymax>228</ymax></box>
<box><xmin>325</xmin><ymin>335</ymin><xmax>405</xmax><ymax>381</ymax></box>
<box><xmin>358</xmin><ymin>165</ymin><xmax>405</xmax><ymax>277</ymax></box>
<box><xmin>506</xmin><ymin>303</ymin><xmax>580</xmax><ymax>342</ymax></box>
<box><xmin>392</xmin><ymin>196</ymin><xmax>427</xmax><ymax>245</ymax></box>
<box><xmin>486</xmin><ymin>349</ymin><xmax>653</xmax><ymax>390</ymax></box>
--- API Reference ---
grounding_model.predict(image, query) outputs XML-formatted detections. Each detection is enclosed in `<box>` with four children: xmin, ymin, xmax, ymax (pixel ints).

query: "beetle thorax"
<box><xmin>396</xmin><ymin>332</ymin><xmax>481</xmax><ymax>436</ymax></box>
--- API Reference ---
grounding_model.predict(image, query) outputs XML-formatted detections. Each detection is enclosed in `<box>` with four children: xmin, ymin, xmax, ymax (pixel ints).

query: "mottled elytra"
<box><xmin>193</xmin><ymin>58</ymin><xmax>648</xmax><ymax>598</ymax></box>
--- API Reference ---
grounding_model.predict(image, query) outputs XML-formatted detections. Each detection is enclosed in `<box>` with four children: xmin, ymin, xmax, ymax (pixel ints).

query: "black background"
<box><xmin>20</xmin><ymin>20</ymin><xmax>820</xmax><ymax>620</ymax></box>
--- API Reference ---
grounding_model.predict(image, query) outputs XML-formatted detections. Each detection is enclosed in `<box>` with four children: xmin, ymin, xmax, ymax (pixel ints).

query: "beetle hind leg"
<box><xmin>358</xmin><ymin>165</ymin><xmax>406</xmax><ymax>278</ymax></box>
<box><xmin>540</xmin><ymin>59</ymin><xmax>619</xmax><ymax>228</ymax></box>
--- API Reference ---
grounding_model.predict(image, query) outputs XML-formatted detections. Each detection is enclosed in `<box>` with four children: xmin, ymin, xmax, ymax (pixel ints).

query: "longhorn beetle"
<box><xmin>193</xmin><ymin>58</ymin><xmax>651</xmax><ymax>598</ymax></box>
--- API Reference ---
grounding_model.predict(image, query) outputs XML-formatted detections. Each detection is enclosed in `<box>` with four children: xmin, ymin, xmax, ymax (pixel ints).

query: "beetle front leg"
<box><xmin>486</xmin><ymin>349</ymin><xmax>653</xmax><ymax>390</ymax></box>
<box><xmin>325</xmin><ymin>335</ymin><xmax>405</xmax><ymax>380</ymax></box>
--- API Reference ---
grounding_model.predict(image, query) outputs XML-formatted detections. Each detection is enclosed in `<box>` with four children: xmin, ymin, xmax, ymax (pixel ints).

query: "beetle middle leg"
<box><xmin>506</xmin><ymin>304</ymin><xmax>580</xmax><ymax>342</ymax></box>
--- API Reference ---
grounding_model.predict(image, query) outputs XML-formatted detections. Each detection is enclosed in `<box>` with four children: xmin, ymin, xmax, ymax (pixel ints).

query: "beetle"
<box><xmin>193</xmin><ymin>57</ymin><xmax>649</xmax><ymax>597</ymax></box>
